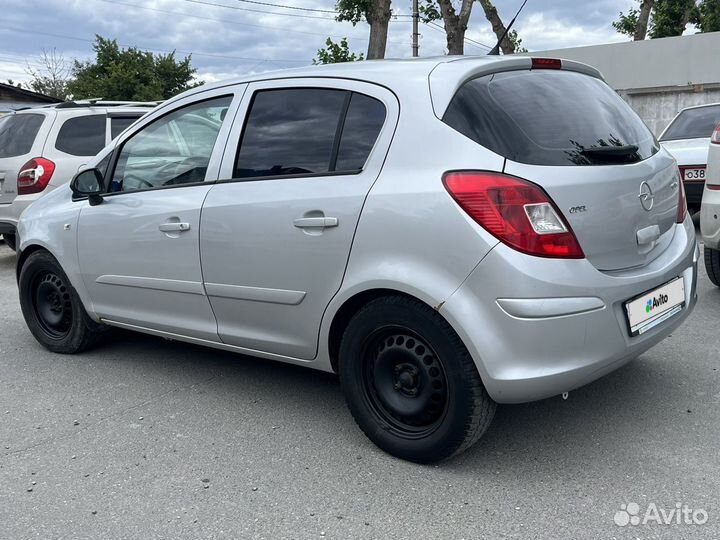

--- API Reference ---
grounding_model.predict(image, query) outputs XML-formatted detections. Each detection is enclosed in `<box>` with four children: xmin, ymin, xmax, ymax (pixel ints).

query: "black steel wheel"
<box><xmin>339</xmin><ymin>295</ymin><xmax>496</xmax><ymax>463</ymax></box>
<box><xmin>361</xmin><ymin>327</ymin><xmax>448</xmax><ymax>438</ymax></box>
<box><xmin>19</xmin><ymin>250</ymin><xmax>106</xmax><ymax>353</ymax></box>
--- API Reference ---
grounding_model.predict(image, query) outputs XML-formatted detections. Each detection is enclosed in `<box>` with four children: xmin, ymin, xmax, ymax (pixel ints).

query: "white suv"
<box><xmin>0</xmin><ymin>101</ymin><xmax>155</xmax><ymax>250</ymax></box>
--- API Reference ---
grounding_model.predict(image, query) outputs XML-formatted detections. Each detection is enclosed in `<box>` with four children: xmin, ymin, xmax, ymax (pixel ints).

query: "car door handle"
<box><xmin>158</xmin><ymin>222</ymin><xmax>191</xmax><ymax>232</ymax></box>
<box><xmin>293</xmin><ymin>217</ymin><xmax>338</xmax><ymax>228</ymax></box>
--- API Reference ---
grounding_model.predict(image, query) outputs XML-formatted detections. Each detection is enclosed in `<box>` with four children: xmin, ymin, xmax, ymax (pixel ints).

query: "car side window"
<box><xmin>110</xmin><ymin>96</ymin><xmax>232</xmax><ymax>193</ymax></box>
<box><xmin>335</xmin><ymin>93</ymin><xmax>386</xmax><ymax>171</ymax></box>
<box><xmin>55</xmin><ymin>115</ymin><xmax>106</xmax><ymax>156</ymax></box>
<box><xmin>234</xmin><ymin>88</ymin><xmax>386</xmax><ymax>179</ymax></box>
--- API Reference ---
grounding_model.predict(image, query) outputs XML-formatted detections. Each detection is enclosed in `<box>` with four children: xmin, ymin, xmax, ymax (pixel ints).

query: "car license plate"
<box><xmin>683</xmin><ymin>167</ymin><xmax>705</xmax><ymax>182</ymax></box>
<box><xmin>625</xmin><ymin>277</ymin><xmax>685</xmax><ymax>336</ymax></box>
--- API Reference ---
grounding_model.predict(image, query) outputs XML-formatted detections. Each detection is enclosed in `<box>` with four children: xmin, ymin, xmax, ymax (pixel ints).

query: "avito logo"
<box><xmin>646</xmin><ymin>293</ymin><xmax>669</xmax><ymax>313</ymax></box>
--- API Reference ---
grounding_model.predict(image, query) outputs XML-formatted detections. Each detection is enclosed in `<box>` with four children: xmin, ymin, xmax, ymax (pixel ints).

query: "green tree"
<box><xmin>67</xmin><ymin>36</ymin><xmax>201</xmax><ymax>101</ymax></box>
<box><xmin>697</xmin><ymin>0</ymin><xmax>720</xmax><ymax>31</ymax></box>
<box><xmin>649</xmin><ymin>0</ymin><xmax>698</xmax><ymax>38</ymax></box>
<box><xmin>420</xmin><ymin>0</ymin><xmax>525</xmax><ymax>55</ymax></box>
<box><xmin>335</xmin><ymin>0</ymin><xmax>392</xmax><ymax>59</ymax></box>
<box><xmin>313</xmin><ymin>38</ymin><xmax>365</xmax><ymax>64</ymax></box>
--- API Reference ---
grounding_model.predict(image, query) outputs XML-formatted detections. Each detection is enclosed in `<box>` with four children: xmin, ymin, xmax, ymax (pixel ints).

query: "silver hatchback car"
<box><xmin>16</xmin><ymin>56</ymin><xmax>698</xmax><ymax>463</ymax></box>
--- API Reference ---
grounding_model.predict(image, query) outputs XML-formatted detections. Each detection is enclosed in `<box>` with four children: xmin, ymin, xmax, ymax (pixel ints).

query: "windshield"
<box><xmin>660</xmin><ymin>105</ymin><xmax>720</xmax><ymax>141</ymax></box>
<box><xmin>443</xmin><ymin>69</ymin><xmax>659</xmax><ymax>166</ymax></box>
<box><xmin>0</xmin><ymin>113</ymin><xmax>45</xmax><ymax>158</ymax></box>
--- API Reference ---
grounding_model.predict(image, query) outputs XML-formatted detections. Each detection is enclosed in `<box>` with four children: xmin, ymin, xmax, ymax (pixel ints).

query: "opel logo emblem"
<box><xmin>638</xmin><ymin>181</ymin><xmax>654</xmax><ymax>211</ymax></box>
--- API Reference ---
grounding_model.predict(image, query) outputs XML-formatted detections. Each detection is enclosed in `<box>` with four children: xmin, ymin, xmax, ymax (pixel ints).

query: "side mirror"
<box><xmin>70</xmin><ymin>168</ymin><xmax>105</xmax><ymax>206</ymax></box>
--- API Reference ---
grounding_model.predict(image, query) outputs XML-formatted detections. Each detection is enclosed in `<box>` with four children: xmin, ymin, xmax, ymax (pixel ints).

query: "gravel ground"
<box><xmin>0</xmin><ymin>238</ymin><xmax>718</xmax><ymax>539</ymax></box>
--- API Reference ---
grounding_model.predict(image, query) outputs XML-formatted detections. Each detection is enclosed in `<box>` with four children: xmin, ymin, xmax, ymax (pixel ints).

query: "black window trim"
<box><xmin>231</xmin><ymin>86</ymin><xmax>383</xmax><ymax>183</ymax></box>
<box><xmin>100</xmin><ymin>93</ymin><xmax>235</xmax><ymax>197</ymax></box>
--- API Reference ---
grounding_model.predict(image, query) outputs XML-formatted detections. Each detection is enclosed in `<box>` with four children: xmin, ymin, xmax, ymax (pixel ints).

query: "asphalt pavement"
<box><xmin>1</xmin><ymin>237</ymin><xmax>718</xmax><ymax>539</ymax></box>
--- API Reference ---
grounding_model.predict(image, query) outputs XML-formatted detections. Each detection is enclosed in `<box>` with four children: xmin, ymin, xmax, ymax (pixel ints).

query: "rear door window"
<box><xmin>335</xmin><ymin>93</ymin><xmax>386</xmax><ymax>171</ymax></box>
<box><xmin>55</xmin><ymin>114</ymin><xmax>106</xmax><ymax>156</ymax></box>
<box><xmin>234</xmin><ymin>88</ymin><xmax>386</xmax><ymax>178</ymax></box>
<box><xmin>110</xmin><ymin>116</ymin><xmax>141</xmax><ymax>139</ymax></box>
<box><xmin>660</xmin><ymin>105</ymin><xmax>720</xmax><ymax>141</ymax></box>
<box><xmin>0</xmin><ymin>114</ymin><xmax>44</xmax><ymax>158</ymax></box>
<box><xmin>443</xmin><ymin>69</ymin><xmax>659</xmax><ymax>166</ymax></box>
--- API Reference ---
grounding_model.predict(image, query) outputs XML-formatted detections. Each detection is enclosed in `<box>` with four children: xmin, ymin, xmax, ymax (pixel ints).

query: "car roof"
<box><xmin>676</xmin><ymin>102</ymin><xmax>720</xmax><ymax>113</ymax></box>
<box><xmin>161</xmin><ymin>55</ymin><xmax>604</xmax><ymax>118</ymax></box>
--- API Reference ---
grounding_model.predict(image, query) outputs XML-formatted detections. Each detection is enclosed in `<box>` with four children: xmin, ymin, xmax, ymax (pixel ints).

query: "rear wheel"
<box><xmin>339</xmin><ymin>296</ymin><xmax>495</xmax><ymax>463</ymax></box>
<box><xmin>705</xmin><ymin>246</ymin><xmax>720</xmax><ymax>287</ymax></box>
<box><xmin>2</xmin><ymin>233</ymin><xmax>16</xmax><ymax>251</ymax></box>
<box><xmin>19</xmin><ymin>250</ymin><xmax>105</xmax><ymax>353</ymax></box>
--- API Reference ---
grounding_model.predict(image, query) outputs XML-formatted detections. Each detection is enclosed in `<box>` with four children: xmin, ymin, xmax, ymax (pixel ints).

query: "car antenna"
<box><xmin>487</xmin><ymin>0</ymin><xmax>529</xmax><ymax>56</ymax></box>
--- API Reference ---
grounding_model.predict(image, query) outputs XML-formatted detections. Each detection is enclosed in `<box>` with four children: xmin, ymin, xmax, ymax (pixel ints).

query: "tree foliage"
<box><xmin>335</xmin><ymin>0</ymin><xmax>392</xmax><ymax>59</ymax></box>
<box><xmin>67</xmin><ymin>36</ymin><xmax>201</xmax><ymax>101</ymax></box>
<box><xmin>614</xmin><ymin>0</ymin><xmax>720</xmax><ymax>39</ymax></box>
<box><xmin>313</xmin><ymin>37</ymin><xmax>365</xmax><ymax>64</ymax></box>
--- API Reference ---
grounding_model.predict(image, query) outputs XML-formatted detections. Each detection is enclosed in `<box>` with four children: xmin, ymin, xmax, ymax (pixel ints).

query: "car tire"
<box><xmin>338</xmin><ymin>295</ymin><xmax>496</xmax><ymax>463</ymax></box>
<box><xmin>3</xmin><ymin>233</ymin><xmax>17</xmax><ymax>251</ymax></box>
<box><xmin>705</xmin><ymin>246</ymin><xmax>720</xmax><ymax>287</ymax></box>
<box><xmin>19</xmin><ymin>250</ymin><xmax>105</xmax><ymax>353</ymax></box>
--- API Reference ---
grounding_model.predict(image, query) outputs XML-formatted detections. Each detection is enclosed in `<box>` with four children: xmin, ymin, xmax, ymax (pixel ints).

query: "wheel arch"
<box><xmin>326</xmin><ymin>287</ymin><xmax>452</xmax><ymax>373</ymax></box>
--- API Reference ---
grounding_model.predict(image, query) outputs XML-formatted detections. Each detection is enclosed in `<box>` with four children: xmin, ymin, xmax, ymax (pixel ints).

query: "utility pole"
<box><xmin>412</xmin><ymin>0</ymin><xmax>419</xmax><ymax>57</ymax></box>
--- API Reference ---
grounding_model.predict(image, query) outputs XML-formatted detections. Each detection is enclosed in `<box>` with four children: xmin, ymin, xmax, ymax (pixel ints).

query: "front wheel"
<box><xmin>19</xmin><ymin>250</ymin><xmax>105</xmax><ymax>353</ymax></box>
<box><xmin>705</xmin><ymin>246</ymin><xmax>720</xmax><ymax>287</ymax></box>
<box><xmin>339</xmin><ymin>296</ymin><xmax>496</xmax><ymax>463</ymax></box>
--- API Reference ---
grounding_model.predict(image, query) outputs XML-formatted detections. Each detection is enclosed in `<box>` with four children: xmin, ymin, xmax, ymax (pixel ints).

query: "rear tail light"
<box><xmin>17</xmin><ymin>158</ymin><xmax>55</xmax><ymax>195</ymax></box>
<box><xmin>442</xmin><ymin>171</ymin><xmax>584</xmax><ymax>259</ymax></box>
<box><xmin>676</xmin><ymin>169</ymin><xmax>687</xmax><ymax>223</ymax></box>
<box><xmin>711</xmin><ymin>124</ymin><xmax>720</xmax><ymax>145</ymax></box>
<box><xmin>532</xmin><ymin>58</ymin><xmax>562</xmax><ymax>69</ymax></box>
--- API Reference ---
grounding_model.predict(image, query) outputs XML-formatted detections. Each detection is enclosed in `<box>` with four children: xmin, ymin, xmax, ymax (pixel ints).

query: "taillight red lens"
<box><xmin>532</xmin><ymin>58</ymin><xmax>562</xmax><ymax>69</ymax></box>
<box><xmin>711</xmin><ymin>125</ymin><xmax>720</xmax><ymax>145</ymax></box>
<box><xmin>443</xmin><ymin>171</ymin><xmax>584</xmax><ymax>259</ymax></box>
<box><xmin>17</xmin><ymin>158</ymin><xmax>55</xmax><ymax>195</ymax></box>
<box><xmin>676</xmin><ymin>169</ymin><xmax>687</xmax><ymax>223</ymax></box>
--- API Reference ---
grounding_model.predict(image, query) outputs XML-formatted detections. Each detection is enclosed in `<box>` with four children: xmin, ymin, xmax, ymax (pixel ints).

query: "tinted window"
<box><xmin>335</xmin><ymin>93</ymin><xmax>386</xmax><ymax>171</ymax></box>
<box><xmin>443</xmin><ymin>70</ymin><xmax>659</xmax><ymax>166</ymax></box>
<box><xmin>235</xmin><ymin>88</ymin><xmax>347</xmax><ymax>178</ymax></box>
<box><xmin>660</xmin><ymin>105</ymin><xmax>720</xmax><ymax>141</ymax></box>
<box><xmin>111</xmin><ymin>96</ymin><xmax>231</xmax><ymax>192</ymax></box>
<box><xmin>0</xmin><ymin>114</ymin><xmax>44</xmax><ymax>158</ymax></box>
<box><xmin>110</xmin><ymin>116</ymin><xmax>141</xmax><ymax>139</ymax></box>
<box><xmin>55</xmin><ymin>114</ymin><xmax>106</xmax><ymax>156</ymax></box>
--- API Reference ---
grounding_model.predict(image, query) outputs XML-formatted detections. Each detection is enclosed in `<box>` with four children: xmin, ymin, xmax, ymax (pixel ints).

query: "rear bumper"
<box><xmin>0</xmin><ymin>195</ymin><xmax>41</xmax><ymax>235</ymax></box>
<box><xmin>441</xmin><ymin>217</ymin><xmax>698</xmax><ymax>404</ymax></box>
<box><xmin>701</xmin><ymin>185</ymin><xmax>720</xmax><ymax>249</ymax></box>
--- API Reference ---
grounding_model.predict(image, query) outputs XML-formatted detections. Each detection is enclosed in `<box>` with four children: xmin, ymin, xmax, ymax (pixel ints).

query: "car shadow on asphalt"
<box><xmin>93</xmin><ymin>328</ymin><xmax>687</xmax><ymax>472</ymax></box>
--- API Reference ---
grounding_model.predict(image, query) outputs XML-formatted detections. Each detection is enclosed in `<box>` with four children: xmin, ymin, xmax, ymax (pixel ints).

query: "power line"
<box><xmin>93</xmin><ymin>0</ymin><xmax>368</xmax><ymax>41</ymax></box>
<box><xmin>234</xmin><ymin>0</ymin><xmax>338</xmax><ymax>14</ymax></box>
<box><xmin>0</xmin><ymin>26</ymin><xmax>308</xmax><ymax>64</ymax></box>
<box><xmin>425</xmin><ymin>21</ymin><xmax>492</xmax><ymax>50</ymax></box>
<box><xmin>179</xmin><ymin>0</ymin><xmax>338</xmax><ymax>20</ymax></box>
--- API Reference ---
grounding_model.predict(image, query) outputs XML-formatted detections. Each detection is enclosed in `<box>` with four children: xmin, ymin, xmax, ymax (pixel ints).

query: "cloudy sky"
<box><xmin>1</xmin><ymin>0</ymin><xmax>643</xmax><ymax>85</ymax></box>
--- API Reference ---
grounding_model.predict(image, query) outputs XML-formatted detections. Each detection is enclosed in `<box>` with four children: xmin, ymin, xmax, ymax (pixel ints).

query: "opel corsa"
<box><xmin>16</xmin><ymin>57</ymin><xmax>698</xmax><ymax>463</ymax></box>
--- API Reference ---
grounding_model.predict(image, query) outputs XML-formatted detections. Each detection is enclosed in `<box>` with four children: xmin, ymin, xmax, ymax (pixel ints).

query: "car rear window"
<box><xmin>55</xmin><ymin>114</ymin><xmax>106</xmax><ymax>156</ymax></box>
<box><xmin>0</xmin><ymin>113</ymin><xmax>44</xmax><ymax>158</ymax></box>
<box><xmin>335</xmin><ymin>93</ymin><xmax>386</xmax><ymax>171</ymax></box>
<box><xmin>660</xmin><ymin>105</ymin><xmax>720</xmax><ymax>141</ymax></box>
<box><xmin>443</xmin><ymin>69</ymin><xmax>659</xmax><ymax>166</ymax></box>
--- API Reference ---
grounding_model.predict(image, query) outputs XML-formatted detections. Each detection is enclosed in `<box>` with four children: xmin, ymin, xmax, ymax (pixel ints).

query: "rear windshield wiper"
<box><xmin>579</xmin><ymin>144</ymin><xmax>639</xmax><ymax>157</ymax></box>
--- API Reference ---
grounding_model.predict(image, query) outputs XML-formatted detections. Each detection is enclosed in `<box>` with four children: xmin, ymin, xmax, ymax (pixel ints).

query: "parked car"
<box><xmin>659</xmin><ymin>103</ymin><xmax>720</xmax><ymax>214</ymax></box>
<box><xmin>0</xmin><ymin>101</ymin><xmax>156</xmax><ymax>250</ymax></box>
<box><xmin>700</xmin><ymin>122</ymin><xmax>720</xmax><ymax>285</ymax></box>
<box><xmin>15</xmin><ymin>57</ymin><xmax>698</xmax><ymax>463</ymax></box>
